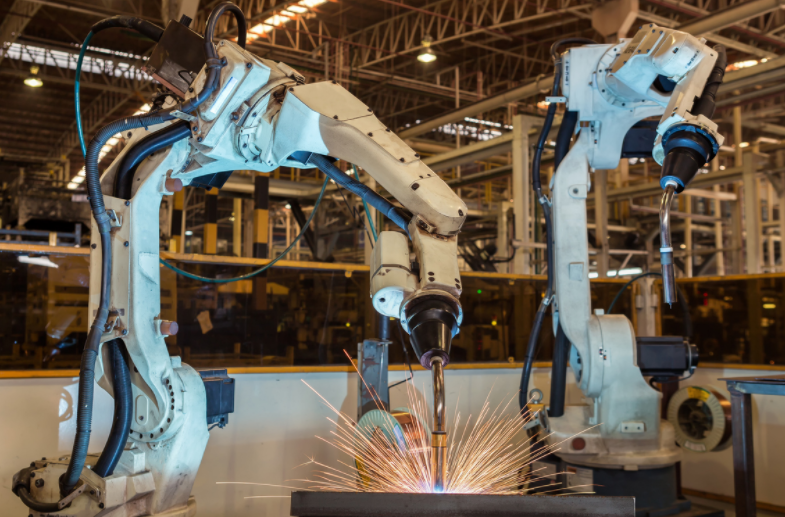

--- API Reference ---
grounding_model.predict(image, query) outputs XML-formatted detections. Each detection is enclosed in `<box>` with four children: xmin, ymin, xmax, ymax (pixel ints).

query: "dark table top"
<box><xmin>719</xmin><ymin>374</ymin><xmax>785</xmax><ymax>396</ymax></box>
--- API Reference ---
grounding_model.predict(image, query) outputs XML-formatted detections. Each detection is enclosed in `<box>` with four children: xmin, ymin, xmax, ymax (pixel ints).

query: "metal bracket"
<box><xmin>107</xmin><ymin>209</ymin><xmax>122</xmax><ymax>228</ymax></box>
<box><xmin>104</xmin><ymin>310</ymin><xmax>122</xmax><ymax>333</ymax></box>
<box><xmin>58</xmin><ymin>482</ymin><xmax>88</xmax><ymax>509</ymax></box>
<box><xmin>171</xmin><ymin>110</ymin><xmax>197</xmax><ymax>123</ymax></box>
<box><xmin>546</xmin><ymin>95</ymin><xmax>567</xmax><ymax>103</ymax></box>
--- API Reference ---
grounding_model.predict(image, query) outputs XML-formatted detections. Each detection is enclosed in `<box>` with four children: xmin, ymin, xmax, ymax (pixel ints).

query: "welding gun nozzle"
<box><xmin>430</xmin><ymin>356</ymin><xmax>446</xmax><ymax>492</ymax></box>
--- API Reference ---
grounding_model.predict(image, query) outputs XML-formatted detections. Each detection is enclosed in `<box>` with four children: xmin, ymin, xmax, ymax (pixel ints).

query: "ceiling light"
<box><xmin>418</xmin><ymin>35</ymin><xmax>436</xmax><ymax>63</ymax></box>
<box><xmin>24</xmin><ymin>65</ymin><xmax>43</xmax><ymax>88</ymax></box>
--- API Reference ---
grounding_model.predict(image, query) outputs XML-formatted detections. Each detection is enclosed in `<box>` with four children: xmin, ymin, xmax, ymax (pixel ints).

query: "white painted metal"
<box><xmin>547</xmin><ymin>24</ymin><xmax>724</xmax><ymax>470</ymax></box>
<box><xmin>31</xmin><ymin>38</ymin><xmax>469</xmax><ymax>516</ymax></box>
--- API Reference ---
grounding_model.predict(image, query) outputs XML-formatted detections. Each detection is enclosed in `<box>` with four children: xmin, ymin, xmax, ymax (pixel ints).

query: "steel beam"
<box><xmin>422</xmin><ymin>132</ymin><xmax>513</xmax><ymax>172</ymax></box>
<box><xmin>675</xmin><ymin>0</ymin><xmax>785</xmax><ymax>41</ymax></box>
<box><xmin>398</xmin><ymin>75</ymin><xmax>554</xmax><ymax>139</ymax></box>
<box><xmin>0</xmin><ymin>0</ymin><xmax>42</xmax><ymax>66</ymax></box>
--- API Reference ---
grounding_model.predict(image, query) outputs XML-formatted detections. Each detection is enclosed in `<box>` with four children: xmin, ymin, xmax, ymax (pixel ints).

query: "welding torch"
<box><xmin>430</xmin><ymin>356</ymin><xmax>446</xmax><ymax>492</ymax></box>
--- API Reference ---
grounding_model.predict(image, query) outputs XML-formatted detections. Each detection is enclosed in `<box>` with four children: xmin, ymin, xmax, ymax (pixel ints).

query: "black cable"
<box><xmin>93</xmin><ymin>340</ymin><xmax>133</xmax><ymax>478</ymax></box>
<box><xmin>61</xmin><ymin>2</ymin><xmax>248</xmax><ymax>495</ymax></box>
<box><xmin>607</xmin><ymin>272</ymin><xmax>662</xmax><ymax>314</ymax></box>
<box><xmin>606</xmin><ymin>271</ymin><xmax>693</xmax><ymax>338</ymax></box>
<box><xmin>692</xmin><ymin>45</ymin><xmax>726</xmax><ymax>119</ymax></box>
<box><xmin>389</xmin><ymin>322</ymin><xmax>415</xmax><ymax>389</ymax></box>
<box><xmin>335</xmin><ymin>182</ymin><xmax>375</xmax><ymax>248</ymax></box>
<box><xmin>491</xmin><ymin>248</ymin><xmax>516</xmax><ymax>263</ymax></box>
<box><xmin>519</xmin><ymin>38</ymin><xmax>597</xmax><ymax>413</ymax></box>
<box><xmin>114</xmin><ymin>121</ymin><xmax>191</xmax><ymax>199</ymax></box>
<box><xmin>90</xmin><ymin>16</ymin><xmax>164</xmax><ymax>41</ymax></box>
<box><xmin>17</xmin><ymin>487</ymin><xmax>59</xmax><ymax>514</ymax></box>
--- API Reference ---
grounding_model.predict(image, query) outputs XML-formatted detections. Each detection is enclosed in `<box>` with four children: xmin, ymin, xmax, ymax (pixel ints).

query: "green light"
<box><xmin>477</xmin><ymin>289</ymin><xmax>482</xmax><ymax>294</ymax></box>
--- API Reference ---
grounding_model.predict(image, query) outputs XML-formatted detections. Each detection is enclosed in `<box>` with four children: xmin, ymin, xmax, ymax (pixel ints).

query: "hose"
<box><xmin>553</xmin><ymin>111</ymin><xmax>578</xmax><ymax>170</ymax></box>
<box><xmin>692</xmin><ymin>45</ymin><xmax>726</xmax><ymax>119</ymax></box>
<box><xmin>93</xmin><ymin>340</ymin><xmax>133</xmax><ymax>478</ymax></box>
<box><xmin>519</xmin><ymin>38</ymin><xmax>595</xmax><ymax>413</ymax></box>
<box><xmin>548</xmin><ymin>325</ymin><xmax>570</xmax><ymax>418</ymax></box>
<box><xmin>17</xmin><ymin>487</ymin><xmax>59</xmax><ymax>514</ymax></box>
<box><xmin>114</xmin><ymin>121</ymin><xmax>192</xmax><ymax>199</ymax></box>
<box><xmin>57</xmin><ymin>0</ymin><xmax>249</xmax><ymax>502</ymax></box>
<box><xmin>13</xmin><ymin>467</ymin><xmax>59</xmax><ymax>513</ymax></box>
<box><xmin>305</xmin><ymin>153</ymin><xmax>410</xmax><ymax>233</ymax></box>
<box><xmin>160</xmin><ymin>178</ymin><xmax>329</xmax><ymax>282</ymax></box>
<box><xmin>606</xmin><ymin>272</ymin><xmax>693</xmax><ymax>338</ymax></box>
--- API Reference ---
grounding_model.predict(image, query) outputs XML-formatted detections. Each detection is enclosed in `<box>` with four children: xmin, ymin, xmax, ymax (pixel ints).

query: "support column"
<box><xmin>171</xmin><ymin>189</ymin><xmax>185</xmax><ymax>253</ymax></box>
<box><xmin>204</xmin><ymin>187</ymin><xmax>218</xmax><ymax>254</ymax></box>
<box><xmin>732</xmin><ymin>106</ymin><xmax>744</xmax><ymax>273</ymax></box>
<box><xmin>253</xmin><ymin>172</ymin><xmax>270</xmax><ymax>311</ymax></box>
<box><xmin>512</xmin><ymin>115</ymin><xmax>533</xmax><ymax>274</ymax></box>
<box><xmin>743</xmin><ymin>153</ymin><xmax>761</xmax><ymax>274</ymax></box>
<box><xmin>595</xmin><ymin>169</ymin><xmax>610</xmax><ymax>277</ymax></box>
<box><xmin>233</xmin><ymin>197</ymin><xmax>242</xmax><ymax>258</ymax></box>
<box><xmin>253</xmin><ymin>172</ymin><xmax>270</xmax><ymax>258</ymax></box>
<box><xmin>712</xmin><ymin>160</ymin><xmax>725</xmax><ymax>275</ymax></box>
<box><xmin>778</xmin><ymin>150</ymin><xmax>785</xmax><ymax>271</ymax></box>
<box><xmin>729</xmin><ymin>389</ymin><xmax>757</xmax><ymax>517</ymax></box>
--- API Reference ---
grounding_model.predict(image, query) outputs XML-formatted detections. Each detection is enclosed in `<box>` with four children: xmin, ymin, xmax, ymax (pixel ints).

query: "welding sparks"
<box><xmin>291</xmin><ymin>356</ymin><xmax>590</xmax><ymax>495</ymax></box>
<box><xmin>221</xmin><ymin>357</ymin><xmax>594</xmax><ymax>499</ymax></box>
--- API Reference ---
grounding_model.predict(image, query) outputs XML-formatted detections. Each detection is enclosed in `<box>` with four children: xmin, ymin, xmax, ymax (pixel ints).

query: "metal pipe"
<box><xmin>660</xmin><ymin>184</ymin><xmax>678</xmax><ymax>306</ymax></box>
<box><xmin>430</xmin><ymin>356</ymin><xmax>446</xmax><ymax>493</ymax></box>
<box><xmin>677</xmin><ymin>0</ymin><xmax>784</xmax><ymax>38</ymax></box>
<box><xmin>398</xmin><ymin>75</ymin><xmax>555</xmax><ymax>139</ymax></box>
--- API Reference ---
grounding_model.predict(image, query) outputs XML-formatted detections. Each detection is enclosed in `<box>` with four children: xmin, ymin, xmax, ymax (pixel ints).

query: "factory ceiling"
<box><xmin>1</xmin><ymin>0</ymin><xmax>785</xmax><ymax>183</ymax></box>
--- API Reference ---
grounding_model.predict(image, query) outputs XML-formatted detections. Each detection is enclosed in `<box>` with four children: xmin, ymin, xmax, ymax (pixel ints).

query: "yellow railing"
<box><xmin>0</xmin><ymin>243</ymin><xmax>782</xmax><ymax>375</ymax></box>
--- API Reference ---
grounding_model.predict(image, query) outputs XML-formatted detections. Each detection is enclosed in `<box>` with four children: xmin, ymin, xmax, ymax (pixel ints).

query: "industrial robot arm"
<box><xmin>539</xmin><ymin>25</ymin><xmax>724</xmax><ymax>470</ymax></box>
<box><xmin>179</xmin><ymin>39</ymin><xmax>466</xmax><ymax>493</ymax></box>
<box><xmin>13</xmin><ymin>8</ymin><xmax>462</xmax><ymax>514</ymax></box>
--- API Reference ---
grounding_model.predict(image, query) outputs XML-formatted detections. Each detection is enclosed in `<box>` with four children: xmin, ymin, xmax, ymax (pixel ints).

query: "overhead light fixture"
<box><xmin>418</xmin><ymin>35</ymin><xmax>436</xmax><ymax>63</ymax></box>
<box><xmin>24</xmin><ymin>65</ymin><xmax>43</xmax><ymax>88</ymax></box>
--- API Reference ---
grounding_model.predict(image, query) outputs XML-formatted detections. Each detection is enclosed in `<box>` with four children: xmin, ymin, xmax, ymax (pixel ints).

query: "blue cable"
<box><xmin>352</xmin><ymin>164</ymin><xmax>377</xmax><ymax>241</ymax></box>
<box><xmin>75</xmin><ymin>31</ymin><xmax>94</xmax><ymax>158</ymax></box>
<box><xmin>159</xmin><ymin>179</ymin><xmax>329</xmax><ymax>283</ymax></box>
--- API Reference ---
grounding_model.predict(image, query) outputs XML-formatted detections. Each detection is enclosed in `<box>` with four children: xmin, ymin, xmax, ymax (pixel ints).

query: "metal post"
<box><xmin>497</xmin><ymin>201</ymin><xmax>512</xmax><ymax>274</ymax></box>
<box><xmin>729</xmin><ymin>389</ymin><xmax>756</xmax><ymax>517</ymax></box>
<box><xmin>204</xmin><ymin>187</ymin><xmax>218</xmax><ymax>254</ymax></box>
<box><xmin>253</xmin><ymin>171</ymin><xmax>270</xmax><ymax>311</ymax></box>
<box><xmin>512</xmin><ymin>115</ymin><xmax>532</xmax><ymax>274</ymax></box>
<box><xmin>595</xmin><ymin>169</ymin><xmax>610</xmax><ymax>277</ymax></box>
<box><xmin>634</xmin><ymin>276</ymin><xmax>660</xmax><ymax>336</ymax></box>
<box><xmin>712</xmin><ymin>160</ymin><xmax>725</xmax><ymax>275</ymax></box>
<box><xmin>743</xmin><ymin>153</ymin><xmax>761</xmax><ymax>274</ymax></box>
<box><xmin>778</xmin><ymin>151</ymin><xmax>785</xmax><ymax>271</ymax></box>
<box><xmin>357</xmin><ymin>339</ymin><xmax>390</xmax><ymax>417</ymax></box>
<box><xmin>732</xmin><ymin>106</ymin><xmax>745</xmax><ymax>274</ymax></box>
<box><xmin>233</xmin><ymin>197</ymin><xmax>242</xmax><ymax>257</ymax></box>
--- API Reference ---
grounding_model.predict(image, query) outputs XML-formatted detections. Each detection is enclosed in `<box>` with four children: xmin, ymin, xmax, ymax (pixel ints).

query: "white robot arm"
<box><xmin>543</xmin><ymin>25</ymin><xmax>724</xmax><ymax>472</ymax></box>
<box><xmin>13</xmin><ymin>7</ymin><xmax>463</xmax><ymax>514</ymax></box>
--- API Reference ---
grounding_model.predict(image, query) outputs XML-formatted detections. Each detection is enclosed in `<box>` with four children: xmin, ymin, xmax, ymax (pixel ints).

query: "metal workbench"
<box><xmin>290</xmin><ymin>491</ymin><xmax>635</xmax><ymax>517</ymax></box>
<box><xmin>719</xmin><ymin>374</ymin><xmax>785</xmax><ymax>517</ymax></box>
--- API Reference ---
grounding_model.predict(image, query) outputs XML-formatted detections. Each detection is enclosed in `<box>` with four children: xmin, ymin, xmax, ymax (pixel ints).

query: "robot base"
<box><xmin>560</xmin><ymin>462</ymin><xmax>723</xmax><ymax>517</ymax></box>
<box><xmin>18</xmin><ymin>452</ymin><xmax>197</xmax><ymax>517</ymax></box>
